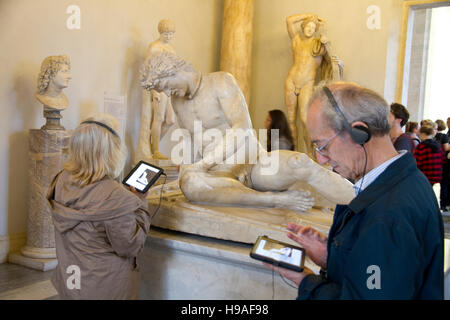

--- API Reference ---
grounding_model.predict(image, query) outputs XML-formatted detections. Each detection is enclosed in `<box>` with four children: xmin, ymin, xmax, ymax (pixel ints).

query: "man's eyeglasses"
<box><xmin>314</xmin><ymin>132</ymin><xmax>340</xmax><ymax>157</ymax></box>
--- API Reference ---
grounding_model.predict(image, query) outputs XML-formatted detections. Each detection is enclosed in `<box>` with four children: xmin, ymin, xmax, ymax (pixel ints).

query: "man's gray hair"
<box><xmin>309</xmin><ymin>82</ymin><xmax>391</xmax><ymax>137</ymax></box>
<box><xmin>139</xmin><ymin>52</ymin><xmax>193</xmax><ymax>91</ymax></box>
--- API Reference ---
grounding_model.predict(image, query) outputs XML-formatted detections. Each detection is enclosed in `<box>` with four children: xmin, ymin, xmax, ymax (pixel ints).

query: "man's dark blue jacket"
<box><xmin>297</xmin><ymin>152</ymin><xmax>444</xmax><ymax>299</ymax></box>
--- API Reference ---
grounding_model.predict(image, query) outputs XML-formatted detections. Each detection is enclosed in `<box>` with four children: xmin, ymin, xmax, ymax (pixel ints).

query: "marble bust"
<box><xmin>36</xmin><ymin>55</ymin><xmax>71</xmax><ymax>111</ymax></box>
<box><xmin>36</xmin><ymin>55</ymin><xmax>71</xmax><ymax>130</ymax></box>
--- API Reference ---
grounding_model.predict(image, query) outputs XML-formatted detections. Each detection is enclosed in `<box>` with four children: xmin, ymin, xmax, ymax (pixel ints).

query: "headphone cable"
<box><xmin>358</xmin><ymin>145</ymin><xmax>368</xmax><ymax>195</ymax></box>
<box><xmin>151</xmin><ymin>173</ymin><xmax>167</xmax><ymax>220</ymax></box>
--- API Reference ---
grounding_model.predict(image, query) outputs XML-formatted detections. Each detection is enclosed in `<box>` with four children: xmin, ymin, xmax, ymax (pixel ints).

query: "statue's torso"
<box><xmin>145</xmin><ymin>41</ymin><xmax>175</xmax><ymax>60</ymax></box>
<box><xmin>171</xmin><ymin>73</ymin><xmax>236</xmax><ymax>137</ymax></box>
<box><xmin>288</xmin><ymin>35</ymin><xmax>324</xmax><ymax>86</ymax></box>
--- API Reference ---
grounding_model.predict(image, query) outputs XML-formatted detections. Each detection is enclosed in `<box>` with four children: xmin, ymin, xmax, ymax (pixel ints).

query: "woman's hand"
<box><xmin>129</xmin><ymin>186</ymin><xmax>149</xmax><ymax>200</ymax></box>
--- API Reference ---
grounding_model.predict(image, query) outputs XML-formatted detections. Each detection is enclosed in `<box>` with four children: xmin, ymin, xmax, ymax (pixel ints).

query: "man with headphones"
<box><xmin>267</xmin><ymin>82</ymin><xmax>444</xmax><ymax>299</ymax></box>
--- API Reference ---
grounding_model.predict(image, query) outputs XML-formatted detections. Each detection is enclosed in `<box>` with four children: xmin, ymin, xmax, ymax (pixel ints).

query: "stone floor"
<box><xmin>0</xmin><ymin>263</ymin><xmax>58</xmax><ymax>300</ymax></box>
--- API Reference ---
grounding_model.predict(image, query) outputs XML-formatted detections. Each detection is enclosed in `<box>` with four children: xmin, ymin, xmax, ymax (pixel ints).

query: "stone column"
<box><xmin>219</xmin><ymin>0</ymin><xmax>254</xmax><ymax>105</ymax></box>
<box><xmin>9</xmin><ymin>129</ymin><xmax>70</xmax><ymax>271</ymax></box>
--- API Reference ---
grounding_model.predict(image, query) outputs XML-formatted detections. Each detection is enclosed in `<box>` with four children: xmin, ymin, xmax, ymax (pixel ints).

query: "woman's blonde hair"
<box><xmin>64</xmin><ymin>113</ymin><xmax>127</xmax><ymax>186</ymax></box>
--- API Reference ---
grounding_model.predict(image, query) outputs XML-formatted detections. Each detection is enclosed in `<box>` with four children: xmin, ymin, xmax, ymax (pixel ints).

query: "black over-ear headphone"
<box><xmin>323</xmin><ymin>86</ymin><xmax>371</xmax><ymax>145</ymax></box>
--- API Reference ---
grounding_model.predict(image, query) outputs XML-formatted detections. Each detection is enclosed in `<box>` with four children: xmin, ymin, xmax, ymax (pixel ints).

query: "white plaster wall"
<box><xmin>0</xmin><ymin>0</ymin><xmax>223</xmax><ymax>259</ymax></box>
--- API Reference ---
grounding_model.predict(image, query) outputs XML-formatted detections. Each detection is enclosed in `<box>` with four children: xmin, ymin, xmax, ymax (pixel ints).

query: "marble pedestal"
<box><xmin>141</xmin><ymin>228</ymin><xmax>320</xmax><ymax>299</ymax></box>
<box><xmin>149</xmin><ymin>193</ymin><xmax>333</xmax><ymax>245</ymax></box>
<box><xmin>142</xmin><ymin>194</ymin><xmax>331</xmax><ymax>299</ymax></box>
<box><xmin>9</xmin><ymin>129</ymin><xmax>70</xmax><ymax>271</ymax></box>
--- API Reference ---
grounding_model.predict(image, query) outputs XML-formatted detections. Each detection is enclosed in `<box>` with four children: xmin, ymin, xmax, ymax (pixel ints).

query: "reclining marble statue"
<box><xmin>136</xmin><ymin>19</ymin><xmax>177</xmax><ymax>161</ymax></box>
<box><xmin>36</xmin><ymin>55</ymin><xmax>71</xmax><ymax>130</ymax></box>
<box><xmin>285</xmin><ymin>13</ymin><xmax>343</xmax><ymax>156</ymax></box>
<box><xmin>140</xmin><ymin>52</ymin><xmax>354</xmax><ymax>213</ymax></box>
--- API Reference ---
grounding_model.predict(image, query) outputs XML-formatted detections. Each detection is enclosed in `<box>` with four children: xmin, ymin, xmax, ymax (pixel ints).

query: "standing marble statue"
<box><xmin>35</xmin><ymin>55</ymin><xmax>71</xmax><ymax>130</ymax></box>
<box><xmin>140</xmin><ymin>52</ymin><xmax>354</xmax><ymax>211</ymax></box>
<box><xmin>285</xmin><ymin>13</ymin><xmax>343</xmax><ymax>155</ymax></box>
<box><xmin>136</xmin><ymin>19</ymin><xmax>177</xmax><ymax>161</ymax></box>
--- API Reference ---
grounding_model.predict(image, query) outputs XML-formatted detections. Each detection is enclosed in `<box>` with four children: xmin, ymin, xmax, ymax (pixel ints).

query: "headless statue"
<box><xmin>136</xmin><ymin>19</ymin><xmax>177</xmax><ymax>162</ymax></box>
<box><xmin>285</xmin><ymin>13</ymin><xmax>343</xmax><ymax>156</ymax></box>
<box><xmin>35</xmin><ymin>55</ymin><xmax>71</xmax><ymax>130</ymax></box>
<box><xmin>140</xmin><ymin>52</ymin><xmax>354</xmax><ymax>212</ymax></box>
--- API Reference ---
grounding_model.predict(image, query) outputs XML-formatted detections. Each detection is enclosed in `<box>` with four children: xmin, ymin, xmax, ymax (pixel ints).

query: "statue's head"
<box><xmin>37</xmin><ymin>55</ymin><xmax>71</xmax><ymax>95</ymax></box>
<box><xmin>140</xmin><ymin>52</ymin><xmax>195</xmax><ymax>97</ymax></box>
<box><xmin>158</xmin><ymin>19</ymin><xmax>175</xmax><ymax>43</ymax></box>
<box><xmin>301</xmin><ymin>18</ymin><xmax>319</xmax><ymax>38</ymax></box>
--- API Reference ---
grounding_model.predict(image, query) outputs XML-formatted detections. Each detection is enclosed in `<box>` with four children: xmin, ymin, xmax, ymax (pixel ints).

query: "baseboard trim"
<box><xmin>0</xmin><ymin>235</ymin><xmax>10</xmax><ymax>263</ymax></box>
<box><xmin>0</xmin><ymin>233</ymin><xmax>27</xmax><ymax>264</ymax></box>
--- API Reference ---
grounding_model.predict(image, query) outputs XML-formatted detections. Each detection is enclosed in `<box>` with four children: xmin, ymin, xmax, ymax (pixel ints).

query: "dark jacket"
<box><xmin>393</xmin><ymin>133</ymin><xmax>414</xmax><ymax>153</ymax></box>
<box><xmin>297</xmin><ymin>152</ymin><xmax>444</xmax><ymax>300</ymax></box>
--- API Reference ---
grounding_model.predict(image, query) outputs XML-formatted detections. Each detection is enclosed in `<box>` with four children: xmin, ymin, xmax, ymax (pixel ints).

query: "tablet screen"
<box><xmin>254</xmin><ymin>238</ymin><xmax>303</xmax><ymax>267</ymax></box>
<box><xmin>124</xmin><ymin>162</ymin><xmax>162</xmax><ymax>192</ymax></box>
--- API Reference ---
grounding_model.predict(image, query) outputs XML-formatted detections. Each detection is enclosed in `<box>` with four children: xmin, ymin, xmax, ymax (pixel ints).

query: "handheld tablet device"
<box><xmin>250</xmin><ymin>236</ymin><xmax>306</xmax><ymax>272</ymax></box>
<box><xmin>122</xmin><ymin>160</ymin><xmax>164</xmax><ymax>193</ymax></box>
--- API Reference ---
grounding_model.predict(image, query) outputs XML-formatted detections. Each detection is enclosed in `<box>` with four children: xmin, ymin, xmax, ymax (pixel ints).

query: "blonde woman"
<box><xmin>47</xmin><ymin>114</ymin><xmax>152</xmax><ymax>299</ymax></box>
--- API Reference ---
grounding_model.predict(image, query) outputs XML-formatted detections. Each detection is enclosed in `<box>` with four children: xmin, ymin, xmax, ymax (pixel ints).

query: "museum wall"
<box><xmin>0</xmin><ymin>0</ymin><xmax>407</xmax><ymax>262</ymax></box>
<box><xmin>249</xmin><ymin>0</ymin><xmax>403</xmax><ymax>129</ymax></box>
<box><xmin>0</xmin><ymin>0</ymin><xmax>224</xmax><ymax>261</ymax></box>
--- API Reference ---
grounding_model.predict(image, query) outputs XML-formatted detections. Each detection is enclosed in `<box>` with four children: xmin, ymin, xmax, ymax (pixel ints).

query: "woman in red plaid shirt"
<box><xmin>414</xmin><ymin>124</ymin><xmax>446</xmax><ymax>185</ymax></box>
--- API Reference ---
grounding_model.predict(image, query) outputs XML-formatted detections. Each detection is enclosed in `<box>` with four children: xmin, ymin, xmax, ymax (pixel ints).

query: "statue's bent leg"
<box><xmin>151</xmin><ymin>92</ymin><xmax>168</xmax><ymax>159</ymax></box>
<box><xmin>179</xmin><ymin>168</ymin><xmax>314</xmax><ymax>212</ymax></box>
<box><xmin>136</xmin><ymin>90</ymin><xmax>153</xmax><ymax>162</ymax></box>
<box><xmin>297</xmin><ymin>84</ymin><xmax>315</xmax><ymax>157</ymax></box>
<box><xmin>284</xmin><ymin>78</ymin><xmax>298</xmax><ymax>149</ymax></box>
<box><xmin>164</xmin><ymin>95</ymin><xmax>176</xmax><ymax>125</ymax></box>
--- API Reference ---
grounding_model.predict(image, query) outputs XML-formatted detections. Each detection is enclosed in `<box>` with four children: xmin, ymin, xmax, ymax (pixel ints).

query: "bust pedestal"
<box><xmin>41</xmin><ymin>109</ymin><xmax>65</xmax><ymax>130</ymax></box>
<box><xmin>9</xmin><ymin>129</ymin><xmax>71</xmax><ymax>271</ymax></box>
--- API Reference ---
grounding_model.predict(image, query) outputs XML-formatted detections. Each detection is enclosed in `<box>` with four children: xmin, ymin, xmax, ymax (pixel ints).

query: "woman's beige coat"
<box><xmin>47</xmin><ymin>170</ymin><xmax>151</xmax><ymax>299</ymax></box>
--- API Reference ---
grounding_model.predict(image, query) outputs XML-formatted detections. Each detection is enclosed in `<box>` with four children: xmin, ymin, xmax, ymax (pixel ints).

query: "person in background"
<box><xmin>435</xmin><ymin>119</ymin><xmax>449</xmax><ymax>152</ymax></box>
<box><xmin>436</xmin><ymin>118</ymin><xmax>450</xmax><ymax>211</ymax></box>
<box><xmin>265</xmin><ymin>109</ymin><xmax>295</xmax><ymax>152</ymax></box>
<box><xmin>47</xmin><ymin>114</ymin><xmax>153</xmax><ymax>299</ymax></box>
<box><xmin>405</xmin><ymin>121</ymin><xmax>420</xmax><ymax>150</ymax></box>
<box><xmin>447</xmin><ymin>117</ymin><xmax>450</xmax><ymax>137</ymax></box>
<box><xmin>414</xmin><ymin>124</ymin><xmax>446</xmax><ymax>187</ymax></box>
<box><xmin>389</xmin><ymin>103</ymin><xmax>414</xmax><ymax>153</ymax></box>
<box><xmin>421</xmin><ymin>119</ymin><xmax>438</xmax><ymax>137</ymax></box>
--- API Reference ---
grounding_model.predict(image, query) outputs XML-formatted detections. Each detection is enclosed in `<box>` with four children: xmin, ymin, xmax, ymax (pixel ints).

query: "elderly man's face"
<box><xmin>306</xmin><ymin>98</ymin><xmax>365</xmax><ymax>181</ymax></box>
<box><xmin>154</xmin><ymin>72</ymin><xmax>189</xmax><ymax>97</ymax></box>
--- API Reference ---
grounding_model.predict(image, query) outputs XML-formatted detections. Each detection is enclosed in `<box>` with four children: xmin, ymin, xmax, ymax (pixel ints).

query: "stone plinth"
<box><xmin>148</xmin><ymin>193</ymin><xmax>333</xmax><ymax>245</ymax></box>
<box><xmin>10</xmin><ymin>129</ymin><xmax>70</xmax><ymax>271</ymax></box>
<box><xmin>141</xmin><ymin>228</ymin><xmax>318</xmax><ymax>299</ymax></box>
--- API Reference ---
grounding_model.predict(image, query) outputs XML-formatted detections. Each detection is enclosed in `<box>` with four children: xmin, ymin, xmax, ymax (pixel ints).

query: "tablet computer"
<box><xmin>250</xmin><ymin>235</ymin><xmax>306</xmax><ymax>272</ymax></box>
<box><xmin>122</xmin><ymin>160</ymin><xmax>164</xmax><ymax>193</ymax></box>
